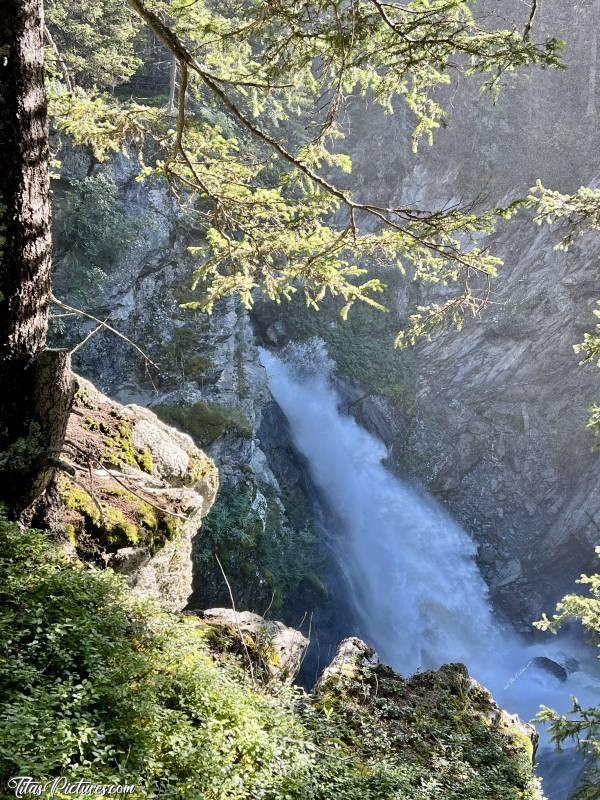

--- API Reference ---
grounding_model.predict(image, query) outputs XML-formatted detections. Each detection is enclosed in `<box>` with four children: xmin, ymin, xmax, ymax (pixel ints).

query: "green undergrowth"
<box><xmin>0</xmin><ymin>519</ymin><xmax>538</xmax><ymax>800</ymax></box>
<box><xmin>153</xmin><ymin>400</ymin><xmax>252</xmax><ymax>447</ymax></box>
<box><xmin>192</xmin><ymin>483</ymin><xmax>324</xmax><ymax>613</ymax></box>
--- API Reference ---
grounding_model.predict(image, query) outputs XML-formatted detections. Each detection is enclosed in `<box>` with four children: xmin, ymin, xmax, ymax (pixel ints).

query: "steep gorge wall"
<box><xmin>51</xmin><ymin>0</ymin><xmax>600</xmax><ymax>632</ymax></box>
<box><xmin>51</xmin><ymin>146</ymin><xmax>323</xmax><ymax>627</ymax></box>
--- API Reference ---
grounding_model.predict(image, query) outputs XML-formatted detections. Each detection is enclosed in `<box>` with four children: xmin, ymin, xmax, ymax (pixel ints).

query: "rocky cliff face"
<box><xmin>51</xmin><ymin>147</ymin><xmax>321</xmax><ymax>624</ymax></box>
<box><xmin>51</xmin><ymin>0</ymin><xmax>600</xmax><ymax>632</ymax></box>
<box><xmin>399</xmin><ymin>217</ymin><xmax>600</xmax><ymax>629</ymax></box>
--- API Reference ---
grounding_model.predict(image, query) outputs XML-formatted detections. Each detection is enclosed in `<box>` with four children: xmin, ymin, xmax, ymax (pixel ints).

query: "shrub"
<box><xmin>192</xmin><ymin>484</ymin><xmax>322</xmax><ymax>613</ymax></box>
<box><xmin>0</xmin><ymin>519</ymin><xmax>539</xmax><ymax>800</ymax></box>
<box><xmin>52</xmin><ymin>174</ymin><xmax>142</xmax><ymax>306</ymax></box>
<box><xmin>0</xmin><ymin>519</ymin><xmax>309</xmax><ymax>798</ymax></box>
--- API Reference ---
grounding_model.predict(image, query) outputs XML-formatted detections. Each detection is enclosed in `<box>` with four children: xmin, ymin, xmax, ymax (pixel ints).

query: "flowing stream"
<box><xmin>260</xmin><ymin>341</ymin><xmax>599</xmax><ymax>800</ymax></box>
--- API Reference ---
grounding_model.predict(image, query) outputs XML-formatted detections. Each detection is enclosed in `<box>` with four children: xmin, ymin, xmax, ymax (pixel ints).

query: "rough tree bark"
<box><xmin>0</xmin><ymin>0</ymin><xmax>75</xmax><ymax>519</ymax></box>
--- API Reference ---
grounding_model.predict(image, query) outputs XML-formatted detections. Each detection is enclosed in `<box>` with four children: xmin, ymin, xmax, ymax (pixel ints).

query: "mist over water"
<box><xmin>260</xmin><ymin>341</ymin><xmax>599</xmax><ymax>800</ymax></box>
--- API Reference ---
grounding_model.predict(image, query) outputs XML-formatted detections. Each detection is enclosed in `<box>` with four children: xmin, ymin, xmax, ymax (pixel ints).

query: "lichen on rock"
<box><xmin>58</xmin><ymin>376</ymin><xmax>218</xmax><ymax>610</ymax></box>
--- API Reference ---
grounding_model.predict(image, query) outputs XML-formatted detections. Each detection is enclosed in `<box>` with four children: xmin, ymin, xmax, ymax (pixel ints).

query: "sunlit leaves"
<box><xmin>534</xmin><ymin>550</ymin><xmax>600</xmax><ymax>798</ymax></box>
<box><xmin>48</xmin><ymin>0</ymin><xmax>563</xmax><ymax>342</ymax></box>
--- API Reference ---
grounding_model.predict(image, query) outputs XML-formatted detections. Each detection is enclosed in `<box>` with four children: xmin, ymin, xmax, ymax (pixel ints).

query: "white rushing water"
<box><xmin>260</xmin><ymin>341</ymin><xmax>599</xmax><ymax>800</ymax></box>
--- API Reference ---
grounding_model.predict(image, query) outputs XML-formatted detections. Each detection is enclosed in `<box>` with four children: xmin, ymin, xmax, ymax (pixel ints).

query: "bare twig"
<box><xmin>63</xmin><ymin>439</ymin><xmax>189</xmax><ymax>520</ymax></box>
<box><xmin>214</xmin><ymin>553</ymin><xmax>256</xmax><ymax>684</ymax></box>
<box><xmin>523</xmin><ymin>0</ymin><xmax>538</xmax><ymax>40</ymax></box>
<box><xmin>51</xmin><ymin>295</ymin><xmax>159</xmax><ymax>370</ymax></box>
<box><xmin>70</xmin><ymin>316</ymin><xmax>111</xmax><ymax>356</ymax></box>
<box><xmin>47</xmin><ymin>457</ymin><xmax>76</xmax><ymax>476</ymax></box>
<box><xmin>44</xmin><ymin>24</ymin><xmax>73</xmax><ymax>91</ymax></box>
<box><xmin>261</xmin><ymin>589</ymin><xmax>276</xmax><ymax>620</ymax></box>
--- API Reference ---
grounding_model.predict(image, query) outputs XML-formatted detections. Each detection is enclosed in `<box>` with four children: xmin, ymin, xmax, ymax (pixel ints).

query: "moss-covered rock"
<box><xmin>199</xmin><ymin>608</ymin><xmax>309</xmax><ymax>681</ymax></box>
<box><xmin>58</xmin><ymin>377</ymin><xmax>219</xmax><ymax>610</ymax></box>
<box><xmin>313</xmin><ymin>638</ymin><xmax>540</xmax><ymax>799</ymax></box>
<box><xmin>153</xmin><ymin>400</ymin><xmax>253</xmax><ymax>446</ymax></box>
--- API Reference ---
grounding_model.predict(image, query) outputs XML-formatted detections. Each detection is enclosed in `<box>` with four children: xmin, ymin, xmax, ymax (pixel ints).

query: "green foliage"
<box><xmin>193</xmin><ymin>484</ymin><xmax>322</xmax><ymax>612</ymax></box>
<box><xmin>0</xmin><ymin>520</ymin><xmax>539</xmax><ymax>799</ymax></box>
<box><xmin>0</xmin><ymin>519</ymin><xmax>309</xmax><ymax>798</ymax></box>
<box><xmin>48</xmin><ymin>0</ymin><xmax>563</xmax><ymax>344</ymax></box>
<box><xmin>53</xmin><ymin>174</ymin><xmax>142</xmax><ymax>306</ymax></box>
<box><xmin>305</xmin><ymin>662</ymin><xmax>539</xmax><ymax>800</ymax></box>
<box><xmin>527</xmin><ymin>181</ymin><xmax>600</xmax><ymax>437</ymax></box>
<box><xmin>153</xmin><ymin>400</ymin><xmax>252</xmax><ymax>446</ymax></box>
<box><xmin>45</xmin><ymin>0</ymin><xmax>142</xmax><ymax>89</ymax></box>
<box><xmin>534</xmin><ymin>549</ymin><xmax>600</xmax><ymax>799</ymax></box>
<box><xmin>528</xmin><ymin>182</ymin><xmax>600</xmax><ymax>252</ymax></box>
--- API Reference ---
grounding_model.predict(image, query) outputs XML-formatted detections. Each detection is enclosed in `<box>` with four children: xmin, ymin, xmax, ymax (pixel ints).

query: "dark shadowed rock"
<box><xmin>532</xmin><ymin>656</ymin><xmax>568</xmax><ymax>682</ymax></box>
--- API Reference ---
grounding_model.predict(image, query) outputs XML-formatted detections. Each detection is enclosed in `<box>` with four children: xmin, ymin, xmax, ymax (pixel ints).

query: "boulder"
<box><xmin>59</xmin><ymin>377</ymin><xmax>219</xmax><ymax>611</ymax></box>
<box><xmin>316</xmin><ymin>636</ymin><xmax>379</xmax><ymax>692</ymax></box>
<box><xmin>317</xmin><ymin>640</ymin><xmax>538</xmax><ymax>765</ymax></box>
<box><xmin>201</xmin><ymin>608</ymin><xmax>308</xmax><ymax>680</ymax></box>
<box><xmin>532</xmin><ymin>656</ymin><xmax>568</xmax><ymax>682</ymax></box>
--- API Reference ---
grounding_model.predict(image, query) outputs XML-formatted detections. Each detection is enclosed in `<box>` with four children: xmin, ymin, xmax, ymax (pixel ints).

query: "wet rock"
<box><xmin>264</xmin><ymin>320</ymin><xmax>289</xmax><ymax>346</ymax></box>
<box><xmin>532</xmin><ymin>656</ymin><xmax>568</xmax><ymax>682</ymax></box>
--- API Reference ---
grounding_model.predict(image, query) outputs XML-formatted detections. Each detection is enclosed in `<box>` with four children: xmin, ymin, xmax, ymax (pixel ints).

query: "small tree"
<box><xmin>535</xmin><ymin>550</ymin><xmax>600</xmax><ymax>799</ymax></box>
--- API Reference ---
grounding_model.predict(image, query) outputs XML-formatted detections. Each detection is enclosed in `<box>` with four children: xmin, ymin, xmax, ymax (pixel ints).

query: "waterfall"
<box><xmin>260</xmin><ymin>340</ymin><xmax>599</xmax><ymax>800</ymax></box>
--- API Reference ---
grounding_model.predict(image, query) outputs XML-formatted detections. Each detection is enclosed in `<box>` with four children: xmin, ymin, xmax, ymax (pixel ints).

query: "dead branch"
<box><xmin>44</xmin><ymin>24</ymin><xmax>73</xmax><ymax>91</ymax></box>
<box><xmin>63</xmin><ymin>439</ymin><xmax>189</xmax><ymax>521</ymax></box>
<box><xmin>51</xmin><ymin>295</ymin><xmax>159</xmax><ymax>370</ymax></box>
<box><xmin>524</xmin><ymin>0</ymin><xmax>538</xmax><ymax>41</ymax></box>
<box><xmin>214</xmin><ymin>553</ymin><xmax>256</xmax><ymax>685</ymax></box>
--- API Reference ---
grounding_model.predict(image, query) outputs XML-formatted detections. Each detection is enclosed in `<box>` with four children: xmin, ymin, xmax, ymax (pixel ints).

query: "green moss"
<box><xmin>137</xmin><ymin>501</ymin><xmax>159</xmax><ymax>532</ymax></box>
<box><xmin>498</xmin><ymin>715</ymin><xmax>536</xmax><ymax>762</ymax></box>
<box><xmin>188</xmin><ymin>455</ymin><xmax>213</xmax><ymax>483</ymax></box>
<box><xmin>64</xmin><ymin>523</ymin><xmax>77</xmax><ymax>546</ymax></box>
<box><xmin>104</xmin><ymin>506</ymin><xmax>139</xmax><ymax>546</ymax></box>
<box><xmin>159</xmin><ymin>513</ymin><xmax>180</xmax><ymax>540</ymax></box>
<box><xmin>135</xmin><ymin>447</ymin><xmax>154</xmax><ymax>474</ymax></box>
<box><xmin>59</xmin><ymin>478</ymin><xmax>181</xmax><ymax>553</ymax></box>
<box><xmin>74</xmin><ymin>385</ymin><xmax>95</xmax><ymax>409</ymax></box>
<box><xmin>61</xmin><ymin>479</ymin><xmax>101</xmax><ymax>526</ymax></box>
<box><xmin>154</xmin><ymin>401</ymin><xmax>252</xmax><ymax>446</ymax></box>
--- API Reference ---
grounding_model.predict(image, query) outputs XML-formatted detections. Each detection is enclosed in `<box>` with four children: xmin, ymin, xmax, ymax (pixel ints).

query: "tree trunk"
<box><xmin>0</xmin><ymin>0</ymin><xmax>74</xmax><ymax>519</ymax></box>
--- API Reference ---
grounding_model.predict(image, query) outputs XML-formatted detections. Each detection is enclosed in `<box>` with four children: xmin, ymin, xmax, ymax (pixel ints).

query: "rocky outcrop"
<box><xmin>200</xmin><ymin>607</ymin><xmax>308</xmax><ymax>680</ymax></box>
<box><xmin>317</xmin><ymin>638</ymin><xmax>538</xmax><ymax>763</ymax></box>
<box><xmin>315</xmin><ymin>636</ymin><xmax>380</xmax><ymax>691</ymax></box>
<box><xmin>59</xmin><ymin>377</ymin><xmax>218</xmax><ymax>610</ymax></box>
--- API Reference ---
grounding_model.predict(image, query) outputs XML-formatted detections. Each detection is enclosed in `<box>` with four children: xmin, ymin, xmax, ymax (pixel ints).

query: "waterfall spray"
<box><xmin>260</xmin><ymin>340</ymin><xmax>599</xmax><ymax>800</ymax></box>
